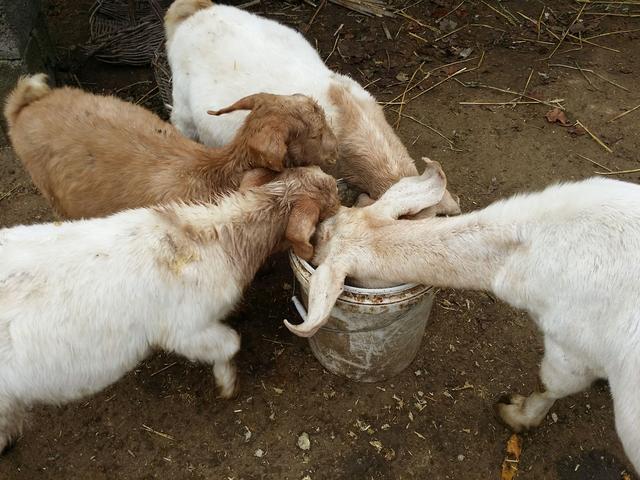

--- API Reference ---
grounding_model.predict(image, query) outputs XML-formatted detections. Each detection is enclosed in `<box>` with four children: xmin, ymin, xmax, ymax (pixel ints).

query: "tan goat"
<box><xmin>4</xmin><ymin>74</ymin><xmax>337</xmax><ymax>219</ymax></box>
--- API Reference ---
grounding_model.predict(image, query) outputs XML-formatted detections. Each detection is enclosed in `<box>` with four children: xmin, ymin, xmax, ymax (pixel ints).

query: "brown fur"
<box><xmin>5</xmin><ymin>76</ymin><xmax>337</xmax><ymax>220</ymax></box>
<box><xmin>328</xmin><ymin>83</ymin><xmax>418</xmax><ymax>198</ymax></box>
<box><xmin>155</xmin><ymin>166</ymin><xmax>340</xmax><ymax>285</ymax></box>
<box><xmin>164</xmin><ymin>0</ymin><xmax>212</xmax><ymax>43</ymax></box>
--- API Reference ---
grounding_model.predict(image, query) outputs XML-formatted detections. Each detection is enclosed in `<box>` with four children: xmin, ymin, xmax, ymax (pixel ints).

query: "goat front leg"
<box><xmin>172</xmin><ymin>323</ymin><xmax>241</xmax><ymax>399</ymax></box>
<box><xmin>497</xmin><ymin>336</ymin><xmax>596</xmax><ymax>432</ymax></box>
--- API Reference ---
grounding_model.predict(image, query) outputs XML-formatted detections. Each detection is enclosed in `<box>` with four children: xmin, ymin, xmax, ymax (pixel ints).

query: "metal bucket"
<box><xmin>289</xmin><ymin>252</ymin><xmax>435</xmax><ymax>382</ymax></box>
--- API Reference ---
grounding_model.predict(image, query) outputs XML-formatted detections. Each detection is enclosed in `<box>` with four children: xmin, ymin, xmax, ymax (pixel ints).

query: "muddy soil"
<box><xmin>1</xmin><ymin>1</ymin><xmax>639</xmax><ymax>479</ymax></box>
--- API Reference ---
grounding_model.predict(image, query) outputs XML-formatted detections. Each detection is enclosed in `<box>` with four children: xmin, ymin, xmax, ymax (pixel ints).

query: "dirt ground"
<box><xmin>1</xmin><ymin>0</ymin><xmax>639</xmax><ymax>479</ymax></box>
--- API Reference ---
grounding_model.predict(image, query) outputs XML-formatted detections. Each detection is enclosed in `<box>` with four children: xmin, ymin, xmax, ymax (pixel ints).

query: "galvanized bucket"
<box><xmin>289</xmin><ymin>252</ymin><xmax>434</xmax><ymax>382</ymax></box>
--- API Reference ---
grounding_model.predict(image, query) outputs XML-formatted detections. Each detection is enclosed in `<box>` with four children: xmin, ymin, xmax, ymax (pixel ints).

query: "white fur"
<box><xmin>292</xmin><ymin>166</ymin><xmax>640</xmax><ymax>473</ymax></box>
<box><xmin>164</xmin><ymin>1</ymin><xmax>423</xmax><ymax>198</ymax></box>
<box><xmin>0</xmin><ymin>173</ymin><xmax>324</xmax><ymax>451</ymax></box>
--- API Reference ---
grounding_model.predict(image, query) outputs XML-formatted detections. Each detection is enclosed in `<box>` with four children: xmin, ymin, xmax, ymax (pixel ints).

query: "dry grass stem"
<box><xmin>460</xmin><ymin>100</ymin><xmax>564</xmax><ymax>106</ymax></box>
<box><xmin>150</xmin><ymin>362</ymin><xmax>178</xmax><ymax>377</ymax></box>
<box><xmin>575</xmin><ymin>120</ymin><xmax>613</xmax><ymax>153</ymax></box>
<box><xmin>546</xmin><ymin>3</ymin><xmax>587</xmax><ymax>59</ymax></box>
<box><xmin>515</xmin><ymin>68</ymin><xmax>535</xmax><ymax>104</ymax></box>
<box><xmin>324</xmin><ymin>34</ymin><xmax>341</xmax><ymax>62</ymax></box>
<box><xmin>397</xmin><ymin>11</ymin><xmax>439</xmax><ymax>32</ymax></box>
<box><xmin>586</xmin><ymin>28</ymin><xmax>640</xmax><ymax>40</ymax></box>
<box><xmin>398</xmin><ymin>113</ymin><xmax>460</xmax><ymax>150</ymax></box>
<box><xmin>597</xmin><ymin>168</ymin><xmax>640</xmax><ymax>175</ymax></box>
<box><xmin>408</xmin><ymin>31</ymin><xmax>430</xmax><ymax>43</ymax></box>
<box><xmin>0</xmin><ymin>185</ymin><xmax>20</xmax><ymax>203</ymax></box>
<box><xmin>434</xmin><ymin>23</ymin><xmax>506</xmax><ymax>42</ymax></box>
<box><xmin>548</xmin><ymin>64</ymin><xmax>629</xmax><ymax>92</ymax></box>
<box><xmin>441</xmin><ymin>1</ymin><xmax>465</xmax><ymax>20</ymax></box>
<box><xmin>608</xmin><ymin>104</ymin><xmax>640</xmax><ymax>123</ymax></box>
<box><xmin>481</xmin><ymin>1</ymin><xmax>517</xmax><ymax>26</ymax></box>
<box><xmin>304</xmin><ymin>0</ymin><xmax>326</xmax><ymax>32</ymax></box>
<box><xmin>395</xmin><ymin>62</ymin><xmax>425</xmax><ymax>129</ymax></box>
<box><xmin>328</xmin><ymin>0</ymin><xmax>396</xmax><ymax>17</ymax></box>
<box><xmin>583</xmin><ymin>12</ymin><xmax>640</xmax><ymax>17</ymax></box>
<box><xmin>141</xmin><ymin>424</ymin><xmax>175</xmax><ymax>441</ymax></box>
<box><xmin>408</xmin><ymin>67</ymin><xmax>467</xmax><ymax>102</ymax></box>
<box><xmin>576</xmin><ymin>153</ymin><xmax>612</xmax><ymax>172</ymax></box>
<box><xmin>455</xmin><ymin>79</ymin><xmax>565</xmax><ymax>110</ymax></box>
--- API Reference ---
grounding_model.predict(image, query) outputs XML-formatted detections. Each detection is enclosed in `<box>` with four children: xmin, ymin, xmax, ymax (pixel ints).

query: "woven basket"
<box><xmin>85</xmin><ymin>0</ymin><xmax>171</xmax><ymax>66</ymax></box>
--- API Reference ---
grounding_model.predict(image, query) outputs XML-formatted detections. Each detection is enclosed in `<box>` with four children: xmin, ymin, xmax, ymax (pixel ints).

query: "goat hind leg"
<box><xmin>497</xmin><ymin>337</ymin><xmax>596</xmax><ymax>432</ymax></box>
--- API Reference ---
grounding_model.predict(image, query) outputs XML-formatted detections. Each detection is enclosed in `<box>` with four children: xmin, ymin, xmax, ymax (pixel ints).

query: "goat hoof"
<box><xmin>495</xmin><ymin>394</ymin><xmax>528</xmax><ymax>433</ymax></box>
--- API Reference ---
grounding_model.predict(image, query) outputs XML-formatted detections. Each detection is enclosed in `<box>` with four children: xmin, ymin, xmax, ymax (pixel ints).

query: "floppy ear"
<box><xmin>239</xmin><ymin>168</ymin><xmax>278</xmax><ymax>192</ymax></box>
<box><xmin>247</xmin><ymin>125</ymin><xmax>287</xmax><ymax>172</ymax></box>
<box><xmin>285</xmin><ymin>198</ymin><xmax>320</xmax><ymax>261</ymax></box>
<box><xmin>369</xmin><ymin>159</ymin><xmax>447</xmax><ymax>219</ymax></box>
<box><xmin>284</xmin><ymin>262</ymin><xmax>346</xmax><ymax>338</ymax></box>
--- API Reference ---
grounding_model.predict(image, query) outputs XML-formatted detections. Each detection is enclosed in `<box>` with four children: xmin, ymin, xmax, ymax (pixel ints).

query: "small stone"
<box><xmin>297</xmin><ymin>432</ymin><xmax>311</xmax><ymax>451</ymax></box>
<box><xmin>457</xmin><ymin>454</ymin><xmax>465</xmax><ymax>461</ymax></box>
<box><xmin>254</xmin><ymin>449</ymin><xmax>264</xmax><ymax>458</ymax></box>
<box><xmin>551</xmin><ymin>412</ymin><xmax>558</xmax><ymax>423</ymax></box>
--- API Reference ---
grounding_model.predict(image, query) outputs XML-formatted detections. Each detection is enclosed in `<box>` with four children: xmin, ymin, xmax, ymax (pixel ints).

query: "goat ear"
<box><xmin>207</xmin><ymin>93</ymin><xmax>269</xmax><ymax>115</ymax></box>
<box><xmin>285</xmin><ymin>262</ymin><xmax>346</xmax><ymax>338</ymax></box>
<box><xmin>369</xmin><ymin>159</ymin><xmax>447</xmax><ymax>219</ymax></box>
<box><xmin>248</xmin><ymin>125</ymin><xmax>287</xmax><ymax>172</ymax></box>
<box><xmin>239</xmin><ymin>168</ymin><xmax>278</xmax><ymax>192</ymax></box>
<box><xmin>285</xmin><ymin>198</ymin><xmax>320</xmax><ymax>261</ymax></box>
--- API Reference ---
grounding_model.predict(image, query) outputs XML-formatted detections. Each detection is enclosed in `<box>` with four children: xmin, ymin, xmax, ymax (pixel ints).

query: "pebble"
<box><xmin>297</xmin><ymin>432</ymin><xmax>311</xmax><ymax>451</ymax></box>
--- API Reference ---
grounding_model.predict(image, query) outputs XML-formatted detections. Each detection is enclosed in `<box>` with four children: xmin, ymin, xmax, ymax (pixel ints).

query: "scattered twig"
<box><xmin>141</xmin><ymin>424</ymin><xmax>175</xmax><ymax>441</ymax></box>
<box><xmin>545</xmin><ymin>3</ymin><xmax>587</xmax><ymax>59</ymax></box>
<box><xmin>408</xmin><ymin>67</ymin><xmax>467</xmax><ymax>102</ymax></box>
<box><xmin>460</xmin><ymin>100</ymin><xmax>564</xmax><ymax>106</ymax></box>
<box><xmin>455</xmin><ymin>79</ymin><xmax>565</xmax><ymax>110</ymax></box>
<box><xmin>608</xmin><ymin>104</ymin><xmax>640</xmax><ymax>123</ymax></box>
<box><xmin>481</xmin><ymin>1</ymin><xmax>517</xmax><ymax>26</ymax></box>
<box><xmin>324</xmin><ymin>34</ymin><xmax>341</xmax><ymax>63</ymax></box>
<box><xmin>399</xmin><ymin>113</ymin><xmax>460</xmax><ymax>150</ymax></box>
<box><xmin>440</xmin><ymin>1</ymin><xmax>465</xmax><ymax>20</ymax></box>
<box><xmin>548</xmin><ymin>64</ymin><xmax>629</xmax><ymax>92</ymax></box>
<box><xmin>576</xmin><ymin>153</ymin><xmax>612</xmax><ymax>172</ymax></box>
<box><xmin>575</xmin><ymin>60</ymin><xmax>597</xmax><ymax>90</ymax></box>
<box><xmin>115</xmin><ymin>80</ymin><xmax>152</xmax><ymax>93</ymax></box>
<box><xmin>135</xmin><ymin>85</ymin><xmax>159</xmax><ymax>105</ymax></box>
<box><xmin>0</xmin><ymin>185</ymin><xmax>20</xmax><ymax>203</ymax></box>
<box><xmin>514</xmin><ymin>67</ymin><xmax>534</xmax><ymax>104</ymax></box>
<box><xmin>150</xmin><ymin>361</ymin><xmax>178</xmax><ymax>377</ymax></box>
<box><xmin>597</xmin><ymin>168</ymin><xmax>640</xmax><ymax>176</ymax></box>
<box><xmin>575</xmin><ymin>120</ymin><xmax>612</xmax><ymax>153</ymax></box>
<box><xmin>434</xmin><ymin>23</ymin><xmax>506</xmax><ymax>42</ymax></box>
<box><xmin>586</xmin><ymin>28</ymin><xmax>640</xmax><ymax>40</ymax></box>
<box><xmin>304</xmin><ymin>0</ymin><xmax>326</xmax><ymax>32</ymax></box>
<box><xmin>395</xmin><ymin>62</ymin><xmax>425</xmax><ymax>129</ymax></box>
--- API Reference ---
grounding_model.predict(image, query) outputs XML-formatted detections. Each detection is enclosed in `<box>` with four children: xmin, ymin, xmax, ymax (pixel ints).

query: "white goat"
<box><xmin>286</xmin><ymin>162</ymin><xmax>640</xmax><ymax>473</ymax></box>
<box><xmin>163</xmin><ymin>0</ymin><xmax>459</xmax><ymax>212</ymax></box>
<box><xmin>0</xmin><ymin>166</ymin><xmax>339</xmax><ymax>452</ymax></box>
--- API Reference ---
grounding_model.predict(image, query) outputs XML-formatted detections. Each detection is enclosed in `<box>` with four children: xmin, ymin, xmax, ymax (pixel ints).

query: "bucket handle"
<box><xmin>291</xmin><ymin>295</ymin><xmax>308</xmax><ymax>322</ymax></box>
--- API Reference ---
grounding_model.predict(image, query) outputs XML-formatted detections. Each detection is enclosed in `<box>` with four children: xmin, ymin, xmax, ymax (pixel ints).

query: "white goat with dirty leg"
<box><xmin>163</xmin><ymin>0</ymin><xmax>460</xmax><ymax>215</ymax></box>
<box><xmin>286</xmin><ymin>161</ymin><xmax>640</xmax><ymax>473</ymax></box>
<box><xmin>0</xmin><ymin>166</ymin><xmax>339</xmax><ymax>453</ymax></box>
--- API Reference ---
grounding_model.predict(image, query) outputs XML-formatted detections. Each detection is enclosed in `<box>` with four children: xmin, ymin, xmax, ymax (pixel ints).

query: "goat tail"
<box><xmin>164</xmin><ymin>0</ymin><xmax>213</xmax><ymax>44</ymax></box>
<box><xmin>4</xmin><ymin>73</ymin><xmax>51</xmax><ymax>128</ymax></box>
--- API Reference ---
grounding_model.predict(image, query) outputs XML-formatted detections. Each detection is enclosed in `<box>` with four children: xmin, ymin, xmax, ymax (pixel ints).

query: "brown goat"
<box><xmin>4</xmin><ymin>74</ymin><xmax>337</xmax><ymax>219</ymax></box>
